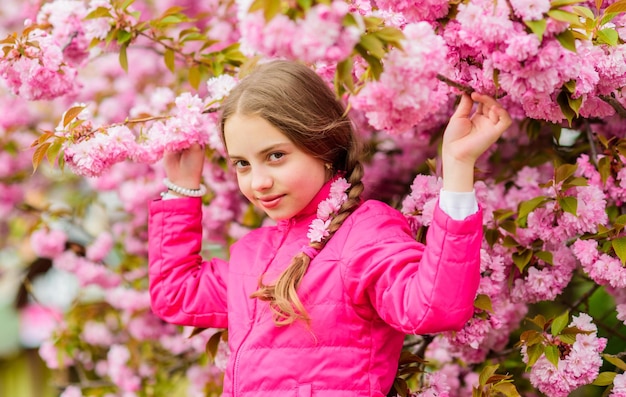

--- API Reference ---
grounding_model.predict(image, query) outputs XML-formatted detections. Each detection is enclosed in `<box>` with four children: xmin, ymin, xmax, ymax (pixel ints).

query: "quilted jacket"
<box><xmin>148</xmin><ymin>180</ymin><xmax>483</xmax><ymax>396</ymax></box>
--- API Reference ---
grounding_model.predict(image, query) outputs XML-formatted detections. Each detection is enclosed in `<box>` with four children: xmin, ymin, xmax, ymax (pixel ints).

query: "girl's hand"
<box><xmin>163</xmin><ymin>144</ymin><xmax>205</xmax><ymax>190</ymax></box>
<box><xmin>442</xmin><ymin>92</ymin><xmax>512</xmax><ymax>192</ymax></box>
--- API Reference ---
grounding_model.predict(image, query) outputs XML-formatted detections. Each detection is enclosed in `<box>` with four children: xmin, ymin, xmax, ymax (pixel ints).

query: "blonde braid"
<box><xmin>250</xmin><ymin>161</ymin><xmax>365</xmax><ymax>326</ymax></box>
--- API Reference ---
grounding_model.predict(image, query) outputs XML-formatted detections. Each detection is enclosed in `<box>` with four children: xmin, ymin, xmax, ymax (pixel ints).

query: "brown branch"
<box><xmin>436</xmin><ymin>74</ymin><xmax>474</xmax><ymax>94</ymax></box>
<box><xmin>599</xmin><ymin>94</ymin><xmax>626</xmax><ymax>118</ymax></box>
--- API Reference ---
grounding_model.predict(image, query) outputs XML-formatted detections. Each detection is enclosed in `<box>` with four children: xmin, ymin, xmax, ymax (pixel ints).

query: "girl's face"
<box><xmin>224</xmin><ymin>113</ymin><xmax>327</xmax><ymax>221</ymax></box>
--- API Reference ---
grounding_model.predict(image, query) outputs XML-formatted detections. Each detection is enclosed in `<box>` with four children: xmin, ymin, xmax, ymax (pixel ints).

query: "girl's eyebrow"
<box><xmin>228</xmin><ymin>142</ymin><xmax>291</xmax><ymax>159</ymax></box>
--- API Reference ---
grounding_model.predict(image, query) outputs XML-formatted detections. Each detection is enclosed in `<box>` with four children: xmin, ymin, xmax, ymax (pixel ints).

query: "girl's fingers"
<box><xmin>451</xmin><ymin>93</ymin><xmax>474</xmax><ymax>120</ymax></box>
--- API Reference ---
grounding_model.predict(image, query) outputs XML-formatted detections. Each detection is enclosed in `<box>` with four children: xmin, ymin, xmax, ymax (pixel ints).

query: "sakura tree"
<box><xmin>1</xmin><ymin>0</ymin><xmax>626</xmax><ymax>396</ymax></box>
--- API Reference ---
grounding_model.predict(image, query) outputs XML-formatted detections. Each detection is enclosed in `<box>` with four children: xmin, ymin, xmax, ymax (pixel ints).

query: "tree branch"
<box><xmin>599</xmin><ymin>94</ymin><xmax>626</xmax><ymax>118</ymax></box>
<box><xmin>436</xmin><ymin>74</ymin><xmax>474</xmax><ymax>94</ymax></box>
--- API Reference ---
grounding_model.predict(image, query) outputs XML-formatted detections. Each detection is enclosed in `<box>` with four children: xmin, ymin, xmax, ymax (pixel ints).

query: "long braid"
<box><xmin>251</xmin><ymin>160</ymin><xmax>365</xmax><ymax>326</ymax></box>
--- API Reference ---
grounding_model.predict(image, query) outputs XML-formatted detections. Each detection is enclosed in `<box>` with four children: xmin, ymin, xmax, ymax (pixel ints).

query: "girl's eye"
<box><xmin>233</xmin><ymin>160</ymin><xmax>249</xmax><ymax>169</ymax></box>
<box><xmin>269</xmin><ymin>152</ymin><xmax>284</xmax><ymax>161</ymax></box>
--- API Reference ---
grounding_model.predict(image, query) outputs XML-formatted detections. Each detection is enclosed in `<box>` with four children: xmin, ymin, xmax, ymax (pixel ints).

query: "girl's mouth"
<box><xmin>258</xmin><ymin>195</ymin><xmax>284</xmax><ymax>209</ymax></box>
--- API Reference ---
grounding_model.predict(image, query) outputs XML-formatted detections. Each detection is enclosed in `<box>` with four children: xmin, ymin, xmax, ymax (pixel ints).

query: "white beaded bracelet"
<box><xmin>162</xmin><ymin>178</ymin><xmax>207</xmax><ymax>197</ymax></box>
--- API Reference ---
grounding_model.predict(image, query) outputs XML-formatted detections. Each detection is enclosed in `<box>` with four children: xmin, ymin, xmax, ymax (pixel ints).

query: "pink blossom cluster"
<box><xmin>105</xmin><ymin>344</ymin><xmax>142</xmax><ymax>392</ymax></box>
<box><xmin>351</xmin><ymin>22</ymin><xmax>451</xmax><ymax>134</ymax></box>
<box><xmin>401</xmin><ymin>174</ymin><xmax>442</xmax><ymax>232</ymax></box>
<box><xmin>36</xmin><ymin>0</ymin><xmax>91</xmax><ymax>67</ymax></box>
<box><xmin>441</xmin><ymin>296</ymin><xmax>528</xmax><ymax>363</ymax></box>
<box><xmin>53</xmin><ymin>250</ymin><xmax>121</xmax><ymax>289</ymax></box>
<box><xmin>29</xmin><ymin>228</ymin><xmax>68</xmax><ymax>259</ymax></box>
<box><xmin>61</xmin><ymin>91</ymin><xmax>223</xmax><ymax>177</ymax></box>
<box><xmin>64</xmin><ymin>124</ymin><xmax>137</xmax><ymax>177</ymax></box>
<box><xmin>522</xmin><ymin>313</ymin><xmax>607</xmax><ymax>397</ymax></box>
<box><xmin>577</xmin><ymin>153</ymin><xmax>626</xmax><ymax>207</ymax></box>
<box><xmin>239</xmin><ymin>1</ymin><xmax>361</xmax><ymax>63</ymax></box>
<box><xmin>307</xmin><ymin>177</ymin><xmax>350</xmax><ymax>243</ymax></box>
<box><xmin>571</xmin><ymin>239</ymin><xmax>626</xmax><ymax>289</ymax></box>
<box><xmin>611</xmin><ymin>373</ymin><xmax>626</xmax><ymax>396</ymax></box>
<box><xmin>0</xmin><ymin>28</ymin><xmax>79</xmax><ymax>100</ymax></box>
<box><xmin>134</xmin><ymin>92</ymin><xmax>216</xmax><ymax>162</ymax></box>
<box><xmin>409</xmin><ymin>371</ymin><xmax>451</xmax><ymax>396</ymax></box>
<box><xmin>375</xmin><ymin>0</ymin><xmax>450</xmax><ymax>23</ymax></box>
<box><xmin>441</xmin><ymin>0</ymin><xmax>626</xmax><ymax>123</ymax></box>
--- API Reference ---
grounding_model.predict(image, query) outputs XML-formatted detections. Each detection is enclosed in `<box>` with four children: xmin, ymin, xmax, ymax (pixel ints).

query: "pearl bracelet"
<box><xmin>162</xmin><ymin>178</ymin><xmax>207</xmax><ymax>197</ymax></box>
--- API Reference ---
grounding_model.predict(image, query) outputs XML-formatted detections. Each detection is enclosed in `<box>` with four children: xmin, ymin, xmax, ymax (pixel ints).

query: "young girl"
<box><xmin>149</xmin><ymin>60</ymin><xmax>512</xmax><ymax>396</ymax></box>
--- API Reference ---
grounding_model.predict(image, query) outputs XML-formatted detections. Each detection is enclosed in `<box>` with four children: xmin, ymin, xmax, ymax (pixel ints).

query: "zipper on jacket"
<box><xmin>232</xmin><ymin>218</ymin><xmax>295</xmax><ymax>396</ymax></box>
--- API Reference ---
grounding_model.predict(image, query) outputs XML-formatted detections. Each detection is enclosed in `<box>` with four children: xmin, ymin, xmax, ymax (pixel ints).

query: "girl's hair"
<box><xmin>219</xmin><ymin>60</ymin><xmax>365</xmax><ymax>326</ymax></box>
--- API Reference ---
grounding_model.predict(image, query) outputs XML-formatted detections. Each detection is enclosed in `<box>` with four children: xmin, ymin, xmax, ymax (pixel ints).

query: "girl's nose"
<box><xmin>250</xmin><ymin>168</ymin><xmax>273</xmax><ymax>192</ymax></box>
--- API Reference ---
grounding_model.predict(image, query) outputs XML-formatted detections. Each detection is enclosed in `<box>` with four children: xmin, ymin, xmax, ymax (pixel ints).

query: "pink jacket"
<box><xmin>149</xmin><ymin>181</ymin><xmax>482</xmax><ymax>396</ymax></box>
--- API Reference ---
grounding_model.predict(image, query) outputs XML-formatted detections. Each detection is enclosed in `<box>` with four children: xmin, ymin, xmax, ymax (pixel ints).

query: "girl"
<box><xmin>149</xmin><ymin>60</ymin><xmax>512</xmax><ymax>396</ymax></box>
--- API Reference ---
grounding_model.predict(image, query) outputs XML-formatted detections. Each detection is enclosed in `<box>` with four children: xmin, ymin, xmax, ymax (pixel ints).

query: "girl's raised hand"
<box><xmin>442</xmin><ymin>92</ymin><xmax>512</xmax><ymax>192</ymax></box>
<box><xmin>163</xmin><ymin>143</ymin><xmax>205</xmax><ymax>190</ymax></box>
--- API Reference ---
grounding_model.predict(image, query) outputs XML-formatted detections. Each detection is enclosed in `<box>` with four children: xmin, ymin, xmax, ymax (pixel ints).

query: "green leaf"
<box><xmin>205</xmin><ymin>331</ymin><xmax>222</xmax><ymax>361</ymax></box>
<box><xmin>375</xmin><ymin>27</ymin><xmax>405</xmax><ymax>48</ymax></box>
<box><xmin>524</xmin><ymin>19</ymin><xmax>547</xmax><ymax>40</ymax></box>
<box><xmin>116</xmin><ymin>29</ymin><xmax>132</xmax><ymax>44</ymax></box>
<box><xmin>47</xmin><ymin>140</ymin><xmax>63</xmax><ymax>166</ymax></box>
<box><xmin>121</xmin><ymin>0</ymin><xmax>135</xmax><ymax>11</ymax></box>
<box><xmin>545</xmin><ymin>344</ymin><xmax>560</xmax><ymax>367</ymax></box>
<box><xmin>393</xmin><ymin>377</ymin><xmax>409</xmax><ymax>397</ymax></box>
<box><xmin>297</xmin><ymin>0</ymin><xmax>313</xmax><ymax>11</ymax></box>
<box><xmin>359</xmin><ymin>33</ymin><xmax>386</xmax><ymax>59</ymax></box>
<box><xmin>85</xmin><ymin>6</ymin><xmax>113</xmax><ymax>19</ymax></box>
<box><xmin>604</xmin><ymin>0</ymin><xmax>626</xmax><ymax>14</ymax></box>
<box><xmin>492</xmin><ymin>382</ymin><xmax>521</xmax><ymax>397</ymax></box>
<box><xmin>518</xmin><ymin>196</ymin><xmax>547</xmax><ymax>221</ymax></box>
<box><xmin>119</xmin><ymin>43</ymin><xmax>128</xmax><ymax>72</ymax></box>
<box><xmin>513</xmin><ymin>248</ymin><xmax>533</xmax><ymax>273</ymax></box>
<box><xmin>592</xmin><ymin>371</ymin><xmax>617</xmax><ymax>386</ymax></box>
<box><xmin>567</xmin><ymin>93</ymin><xmax>583</xmax><ymax>117</ymax></box>
<box><xmin>528</xmin><ymin>314</ymin><xmax>547</xmax><ymax>330</ymax></box>
<box><xmin>164</xmin><ymin>48</ymin><xmax>175</xmax><ymax>73</ymax></box>
<box><xmin>557</xmin><ymin>90</ymin><xmax>576</xmax><ymax>125</ymax></box>
<box><xmin>562</xmin><ymin>176</ymin><xmax>588</xmax><ymax>189</ymax></box>
<box><xmin>479</xmin><ymin>364</ymin><xmax>499</xmax><ymax>387</ymax></box>
<box><xmin>551</xmin><ymin>311</ymin><xmax>570</xmax><ymax>336</ymax></box>
<box><xmin>558</xmin><ymin>196</ymin><xmax>577</xmax><ymax>216</ymax></box>
<box><xmin>563</xmin><ymin>80</ymin><xmax>576</xmax><ymax>93</ymax></box>
<box><xmin>355</xmin><ymin>46</ymin><xmax>383</xmax><ymax>80</ymax></box>
<box><xmin>189</xmin><ymin>65</ymin><xmax>201</xmax><ymax>90</ymax></box>
<box><xmin>485</xmin><ymin>228</ymin><xmax>499</xmax><ymax>247</ymax></box>
<box><xmin>535</xmin><ymin>250</ymin><xmax>553</xmax><ymax>265</ymax></box>
<box><xmin>526</xmin><ymin>343</ymin><xmax>545</xmax><ymax>368</ymax></box>
<box><xmin>611</xmin><ymin>236</ymin><xmax>626</xmax><ymax>264</ymax></box>
<box><xmin>597</xmin><ymin>28</ymin><xmax>619</xmax><ymax>46</ymax></box>
<box><xmin>556</xmin><ymin>29</ymin><xmax>577</xmax><ymax>52</ymax></box>
<box><xmin>336</xmin><ymin>58</ymin><xmax>354</xmax><ymax>93</ymax></box>
<box><xmin>555</xmin><ymin>163</ymin><xmax>577</xmax><ymax>184</ymax></box>
<box><xmin>604</xmin><ymin>354</ymin><xmax>626</xmax><ymax>371</ymax></box>
<box><xmin>519</xmin><ymin>330</ymin><xmax>543</xmax><ymax>346</ymax></box>
<box><xmin>600</xmin><ymin>11</ymin><xmax>619</xmax><ymax>26</ymax></box>
<box><xmin>551</xmin><ymin>0</ymin><xmax>584</xmax><ymax>7</ymax></box>
<box><xmin>572</xmin><ymin>5</ymin><xmax>595</xmax><ymax>19</ymax></box>
<box><xmin>32</xmin><ymin>142</ymin><xmax>51</xmax><ymax>173</ymax></box>
<box><xmin>598</xmin><ymin>156</ymin><xmax>611</xmax><ymax>184</ymax></box>
<box><xmin>474</xmin><ymin>294</ymin><xmax>493</xmax><ymax>313</ymax></box>
<box><xmin>63</xmin><ymin>105</ymin><xmax>87</xmax><ymax>127</ymax></box>
<box><xmin>262</xmin><ymin>0</ymin><xmax>281</xmax><ymax>21</ymax></box>
<box><xmin>548</xmin><ymin>9</ymin><xmax>582</xmax><ymax>25</ymax></box>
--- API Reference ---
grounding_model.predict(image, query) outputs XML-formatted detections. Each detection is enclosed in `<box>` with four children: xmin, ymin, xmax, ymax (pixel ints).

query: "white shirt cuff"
<box><xmin>438</xmin><ymin>189</ymin><xmax>478</xmax><ymax>220</ymax></box>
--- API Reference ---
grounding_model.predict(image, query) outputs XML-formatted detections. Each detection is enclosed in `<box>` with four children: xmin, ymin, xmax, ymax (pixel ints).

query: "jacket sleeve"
<box><xmin>148</xmin><ymin>197</ymin><xmax>228</xmax><ymax>329</ymax></box>
<box><xmin>341</xmin><ymin>201</ymin><xmax>482</xmax><ymax>335</ymax></box>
